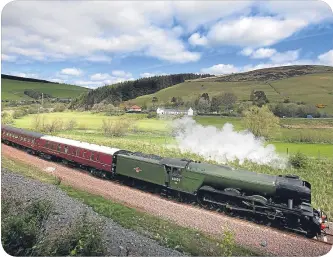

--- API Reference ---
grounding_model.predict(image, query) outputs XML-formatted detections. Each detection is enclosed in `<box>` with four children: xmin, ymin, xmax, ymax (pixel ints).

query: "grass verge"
<box><xmin>1</xmin><ymin>155</ymin><xmax>261</xmax><ymax>256</ymax></box>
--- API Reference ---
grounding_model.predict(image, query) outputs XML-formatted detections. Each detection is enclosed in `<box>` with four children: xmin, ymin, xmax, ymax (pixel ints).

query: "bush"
<box><xmin>147</xmin><ymin>112</ymin><xmax>157</xmax><ymax>119</ymax></box>
<box><xmin>32</xmin><ymin>115</ymin><xmax>77</xmax><ymax>133</ymax></box>
<box><xmin>219</xmin><ymin>230</ymin><xmax>235</xmax><ymax>257</ymax></box>
<box><xmin>12</xmin><ymin>109</ymin><xmax>28</xmax><ymax>119</ymax></box>
<box><xmin>1</xmin><ymin>198</ymin><xmax>52</xmax><ymax>256</ymax></box>
<box><xmin>101</xmin><ymin>118</ymin><xmax>131</xmax><ymax>137</ymax></box>
<box><xmin>243</xmin><ymin>105</ymin><xmax>280</xmax><ymax>139</ymax></box>
<box><xmin>53</xmin><ymin>103</ymin><xmax>67</xmax><ymax>112</ymax></box>
<box><xmin>39</xmin><ymin>213</ymin><xmax>106</xmax><ymax>256</ymax></box>
<box><xmin>1</xmin><ymin>112</ymin><xmax>14</xmax><ymax>124</ymax></box>
<box><xmin>289</xmin><ymin>152</ymin><xmax>309</xmax><ymax>169</ymax></box>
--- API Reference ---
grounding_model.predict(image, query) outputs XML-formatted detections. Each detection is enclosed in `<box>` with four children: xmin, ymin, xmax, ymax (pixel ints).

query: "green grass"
<box><xmin>1</xmin><ymin>78</ymin><xmax>89</xmax><ymax>100</ymax></box>
<box><xmin>1</xmin><ymin>156</ymin><xmax>259</xmax><ymax>256</ymax></box>
<box><xmin>131</xmin><ymin>73</ymin><xmax>333</xmax><ymax>114</ymax></box>
<box><xmin>12</xmin><ymin>111</ymin><xmax>333</xmax><ymax>156</ymax></box>
<box><xmin>271</xmin><ymin>142</ymin><xmax>333</xmax><ymax>157</ymax></box>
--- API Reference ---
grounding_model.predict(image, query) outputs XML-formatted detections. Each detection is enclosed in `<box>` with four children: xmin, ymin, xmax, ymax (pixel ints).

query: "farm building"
<box><xmin>156</xmin><ymin>107</ymin><xmax>194</xmax><ymax>116</ymax></box>
<box><xmin>127</xmin><ymin>105</ymin><xmax>142</xmax><ymax>112</ymax></box>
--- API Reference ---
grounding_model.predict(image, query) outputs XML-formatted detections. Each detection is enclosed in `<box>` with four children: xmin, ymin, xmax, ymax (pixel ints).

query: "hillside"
<box><xmin>192</xmin><ymin>65</ymin><xmax>333</xmax><ymax>82</ymax></box>
<box><xmin>1</xmin><ymin>74</ymin><xmax>89</xmax><ymax>100</ymax></box>
<box><xmin>130</xmin><ymin>65</ymin><xmax>333</xmax><ymax>114</ymax></box>
<box><xmin>69</xmin><ymin>73</ymin><xmax>212</xmax><ymax>109</ymax></box>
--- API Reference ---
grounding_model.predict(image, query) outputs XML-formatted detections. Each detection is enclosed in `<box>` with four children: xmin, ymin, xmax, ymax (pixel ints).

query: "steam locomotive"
<box><xmin>1</xmin><ymin>125</ymin><xmax>329</xmax><ymax>238</ymax></box>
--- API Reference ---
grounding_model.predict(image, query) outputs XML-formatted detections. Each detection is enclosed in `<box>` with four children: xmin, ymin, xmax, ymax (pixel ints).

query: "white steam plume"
<box><xmin>171</xmin><ymin>117</ymin><xmax>287</xmax><ymax>169</ymax></box>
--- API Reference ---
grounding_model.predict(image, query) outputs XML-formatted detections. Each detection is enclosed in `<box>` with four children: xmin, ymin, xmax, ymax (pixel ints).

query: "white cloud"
<box><xmin>90</xmin><ymin>73</ymin><xmax>111</xmax><ymax>81</ymax></box>
<box><xmin>111</xmin><ymin>70</ymin><xmax>132</xmax><ymax>78</ymax></box>
<box><xmin>140</xmin><ymin>72</ymin><xmax>168</xmax><ymax>78</ymax></box>
<box><xmin>200</xmin><ymin>64</ymin><xmax>240</xmax><ymax>75</ymax></box>
<box><xmin>240</xmin><ymin>47</ymin><xmax>253</xmax><ymax>56</ymax></box>
<box><xmin>270</xmin><ymin>49</ymin><xmax>300</xmax><ymax>63</ymax></box>
<box><xmin>2</xmin><ymin>54</ymin><xmax>17</xmax><ymax>62</ymax></box>
<box><xmin>240</xmin><ymin>47</ymin><xmax>300</xmax><ymax>63</ymax></box>
<box><xmin>318</xmin><ymin>49</ymin><xmax>333</xmax><ymax>66</ymax></box>
<box><xmin>250</xmin><ymin>48</ymin><xmax>277</xmax><ymax>59</ymax></box>
<box><xmin>60</xmin><ymin>68</ymin><xmax>83</xmax><ymax>76</ymax></box>
<box><xmin>85</xmin><ymin>55</ymin><xmax>112</xmax><ymax>63</ymax></box>
<box><xmin>1</xmin><ymin>1</ymin><xmax>331</xmax><ymax>64</ymax></box>
<box><xmin>1</xmin><ymin>1</ymin><xmax>201</xmax><ymax>63</ymax></box>
<box><xmin>188</xmin><ymin>33</ymin><xmax>208</xmax><ymax>46</ymax></box>
<box><xmin>207</xmin><ymin>16</ymin><xmax>308</xmax><ymax>47</ymax></box>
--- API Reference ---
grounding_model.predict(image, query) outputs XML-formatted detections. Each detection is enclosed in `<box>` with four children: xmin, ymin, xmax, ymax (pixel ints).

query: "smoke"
<box><xmin>171</xmin><ymin>117</ymin><xmax>287</xmax><ymax>169</ymax></box>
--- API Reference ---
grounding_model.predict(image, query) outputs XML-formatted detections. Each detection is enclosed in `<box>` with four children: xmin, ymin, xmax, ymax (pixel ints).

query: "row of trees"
<box><xmin>70</xmin><ymin>73</ymin><xmax>212</xmax><ymax>110</ymax></box>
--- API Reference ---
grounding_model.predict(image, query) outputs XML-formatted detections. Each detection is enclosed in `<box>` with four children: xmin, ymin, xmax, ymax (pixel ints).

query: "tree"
<box><xmin>221</xmin><ymin>92</ymin><xmax>237</xmax><ymax>111</ymax></box>
<box><xmin>171</xmin><ymin>96</ymin><xmax>184</xmax><ymax>107</ymax></box>
<box><xmin>152</xmin><ymin>96</ymin><xmax>158</xmax><ymax>107</ymax></box>
<box><xmin>243</xmin><ymin>105</ymin><xmax>280</xmax><ymax>139</ymax></box>
<box><xmin>210</xmin><ymin>95</ymin><xmax>223</xmax><ymax>112</ymax></box>
<box><xmin>250</xmin><ymin>90</ymin><xmax>269</xmax><ymax>107</ymax></box>
<box><xmin>201</xmin><ymin>93</ymin><xmax>210</xmax><ymax>102</ymax></box>
<box><xmin>197</xmin><ymin>98</ymin><xmax>210</xmax><ymax>113</ymax></box>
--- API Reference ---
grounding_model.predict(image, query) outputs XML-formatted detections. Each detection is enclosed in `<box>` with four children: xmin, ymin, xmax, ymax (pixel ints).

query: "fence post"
<box><xmin>286</xmin><ymin>148</ymin><xmax>289</xmax><ymax>156</ymax></box>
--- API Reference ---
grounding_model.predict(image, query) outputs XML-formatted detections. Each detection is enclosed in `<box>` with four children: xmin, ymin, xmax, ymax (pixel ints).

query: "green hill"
<box><xmin>1</xmin><ymin>74</ymin><xmax>89</xmax><ymax>101</ymax></box>
<box><xmin>130</xmin><ymin>65</ymin><xmax>333</xmax><ymax>114</ymax></box>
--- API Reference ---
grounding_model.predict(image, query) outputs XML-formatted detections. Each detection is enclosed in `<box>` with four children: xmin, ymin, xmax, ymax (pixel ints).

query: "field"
<box><xmin>131</xmin><ymin>73</ymin><xmax>333</xmax><ymax>114</ymax></box>
<box><xmin>7</xmin><ymin>111</ymin><xmax>333</xmax><ymax>219</ymax></box>
<box><xmin>12</xmin><ymin>112</ymin><xmax>333</xmax><ymax>157</ymax></box>
<box><xmin>1</xmin><ymin>78</ymin><xmax>89</xmax><ymax>100</ymax></box>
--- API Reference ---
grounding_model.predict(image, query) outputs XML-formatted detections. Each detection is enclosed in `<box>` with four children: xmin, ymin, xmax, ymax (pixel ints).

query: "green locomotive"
<box><xmin>112</xmin><ymin>150</ymin><xmax>327</xmax><ymax>238</ymax></box>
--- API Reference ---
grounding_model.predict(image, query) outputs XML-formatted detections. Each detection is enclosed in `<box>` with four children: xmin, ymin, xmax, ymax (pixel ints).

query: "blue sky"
<box><xmin>1</xmin><ymin>0</ymin><xmax>333</xmax><ymax>88</ymax></box>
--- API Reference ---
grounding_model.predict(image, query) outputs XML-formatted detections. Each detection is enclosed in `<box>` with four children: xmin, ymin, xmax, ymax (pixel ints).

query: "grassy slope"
<box><xmin>131</xmin><ymin>72</ymin><xmax>333</xmax><ymax>114</ymax></box>
<box><xmin>2</xmin><ymin>156</ymin><xmax>259</xmax><ymax>256</ymax></box>
<box><xmin>1</xmin><ymin>78</ymin><xmax>89</xmax><ymax>100</ymax></box>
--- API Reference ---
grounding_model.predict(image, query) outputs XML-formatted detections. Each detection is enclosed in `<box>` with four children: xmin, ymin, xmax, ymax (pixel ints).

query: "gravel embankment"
<box><xmin>2</xmin><ymin>144</ymin><xmax>332</xmax><ymax>256</ymax></box>
<box><xmin>1</xmin><ymin>170</ymin><xmax>183</xmax><ymax>256</ymax></box>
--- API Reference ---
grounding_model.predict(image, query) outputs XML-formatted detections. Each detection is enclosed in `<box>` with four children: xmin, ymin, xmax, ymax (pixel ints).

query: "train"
<box><xmin>1</xmin><ymin>125</ymin><xmax>329</xmax><ymax>238</ymax></box>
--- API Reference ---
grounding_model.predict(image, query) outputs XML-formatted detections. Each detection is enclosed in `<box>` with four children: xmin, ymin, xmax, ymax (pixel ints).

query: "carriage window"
<box><xmin>76</xmin><ymin>149</ymin><xmax>79</xmax><ymax>156</ymax></box>
<box><xmin>57</xmin><ymin>144</ymin><xmax>61</xmax><ymax>151</ymax></box>
<box><xmin>64</xmin><ymin>146</ymin><xmax>68</xmax><ymax>154</ymax></box>
<box><xmin>90</xmin><ymin>153</ymin><xmax>94</xmax><ymax>160</ymax></box>
<box><xmin>23</xmin><ymin>138</ymin><xmax>27</xmax><ymax>142</ymax></box>
<box><xmin>32</xmin><ymin>139</ymin><xmax>35</xmax><ymax>144</ymax></box>
<box><xmin>83</xmin><ymin>151</ymin><xmax>86</xmax><ymax>158</ymax></box>
<box><xmin>96</xmin><ymin>154</ymin><xmax>100</xmax><ymax>161</ymax></box>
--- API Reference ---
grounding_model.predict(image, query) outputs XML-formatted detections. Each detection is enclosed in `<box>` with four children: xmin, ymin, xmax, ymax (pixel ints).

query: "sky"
<box><xmin>1</xmin><ymin>0</ymin><xmax>333</xmax><ymax>88</ymax></box>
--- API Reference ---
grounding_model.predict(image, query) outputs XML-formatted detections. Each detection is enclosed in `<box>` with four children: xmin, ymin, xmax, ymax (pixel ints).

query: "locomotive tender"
<box><xmin>1</xmin><ymin>125</ymin><xmax>328</xmax><ymax>238</ymax></box>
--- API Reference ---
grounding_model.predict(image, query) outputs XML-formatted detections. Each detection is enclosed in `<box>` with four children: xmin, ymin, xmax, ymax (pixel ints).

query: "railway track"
<box><xmin>4</xmin><ymin>143</ymin><xmax>333</xmax><ymax>248</ymax></box>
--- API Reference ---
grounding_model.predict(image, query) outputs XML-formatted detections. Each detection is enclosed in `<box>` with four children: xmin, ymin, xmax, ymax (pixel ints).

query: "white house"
<box><xmin>157</xmin><ymin>107</ymin><xmax>194</xmax><ymax>116</ymax></box>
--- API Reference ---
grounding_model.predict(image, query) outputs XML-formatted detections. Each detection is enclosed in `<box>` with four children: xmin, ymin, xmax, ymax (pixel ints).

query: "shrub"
<box><xmin>101</xmin><ymin>118</ymin><xmax>131</xmax><ymax>137</ymax></box>
<box><xmin>1</xmin><ymin>112</ymin><xmax>14</xmax><ymax>124</ymax></box>
<box><xmin>12</xmin><ymin>109</ymin><xmax>27</xmax><ymax>119</ymax></box>
<box><xmin>1</xmin><ymin>198</ymin><xmax>52</xmax><ymax>256</ymax></box>
<box><xmin>65</xmin><ymin>118</ymin><xmax>77</xmax><ymax>130</ymax></box>
<box><xmin>53</xmin><ymin>103</ymin><xmax>67</xmax><ymax>112</ymax></box>
<box><xmin>147</xmin><ymin>112</ymin><xmax>157</xmax><ymax>119</ymax></box>
<box><xmin>39</xmin><ymin>213</ymin><xmax>106</xmax><ymax>256</ymax></box>
<box><xmin>289</xmin><ymin>152</ymin><xmax>309</xmax><ymax>169</ymax></box>
<box><xmin>243</xmin><ymin>105</ymin><xmax>280</xmax><ymax>139</ymax></box>
<box><xmin>219</xmin><ymin>230</ymin><xmax>235</xmax><ymax>257</ymax></box>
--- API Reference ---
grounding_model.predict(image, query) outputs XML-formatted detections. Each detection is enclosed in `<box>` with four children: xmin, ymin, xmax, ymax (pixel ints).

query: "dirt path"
<box><xmin>2</xmin><ymin>144</ymin><xmax>332</xmax><ymax>256</ymax></box>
